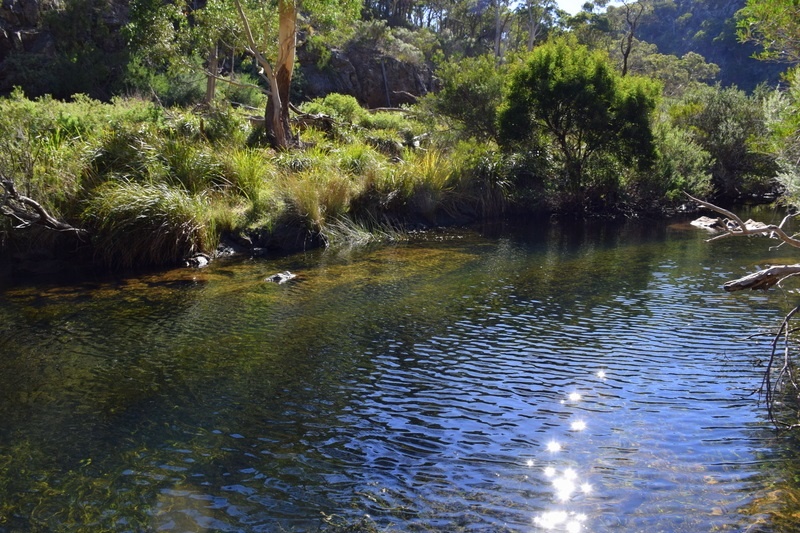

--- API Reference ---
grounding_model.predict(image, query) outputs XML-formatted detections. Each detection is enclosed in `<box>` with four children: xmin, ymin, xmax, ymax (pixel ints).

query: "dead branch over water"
<box><xmin>688</xmin><ymin>193</ymin><xmax>800</xmax><ymax>428</ymax></box>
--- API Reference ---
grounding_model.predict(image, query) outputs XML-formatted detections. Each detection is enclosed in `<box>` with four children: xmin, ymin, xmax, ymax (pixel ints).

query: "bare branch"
<box><xmin>685</xmin><ymin>192</ymin><xmax>800</xmax><ymax>249</ymax></box>
<box><xmin>723</xmin><ymin>264</ymin><xmax>800</xmax><ymax>291</ymax></box>
<box><xmin>1</xmin><ymin>178</ymin><xmax>88</xmax><ymax>238</ymax></box>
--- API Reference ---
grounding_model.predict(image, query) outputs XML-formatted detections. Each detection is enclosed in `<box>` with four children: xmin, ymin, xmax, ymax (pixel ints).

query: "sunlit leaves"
<box><xmin>736</xmin><ymin>0</ymin><xmax>800</xmax><ymax>64</ymax></box>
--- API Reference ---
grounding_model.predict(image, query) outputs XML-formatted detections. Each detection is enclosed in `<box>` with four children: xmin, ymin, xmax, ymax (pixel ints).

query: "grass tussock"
<box><xmin>83</xmin><ymin>181</ymin><xmax>214</xmax><ymax>269</ymax></box>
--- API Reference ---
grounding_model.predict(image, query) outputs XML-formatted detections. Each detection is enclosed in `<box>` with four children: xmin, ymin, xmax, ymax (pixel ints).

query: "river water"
<box><xmin>1</xmin><ymin>215</ymin><xmax>800</xmax><ymax>532</ymax></box>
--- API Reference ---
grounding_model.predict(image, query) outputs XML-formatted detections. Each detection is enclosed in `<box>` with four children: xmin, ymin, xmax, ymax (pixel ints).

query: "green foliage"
<box><xmin>220</xmin><ymin>148</ymin><xmax>285</xmax><ymax>228</ymax></box>
<box><xmin>625</xmin><ymin>42</ymin><xmax>721</xmax><ymax>98</ymax></box>
<box><xmin>762</xmin><ymin>68</ymin><xmax>800</xmax><ymax>209</ymax></box>
<box><xmin>349</xmin><ymin>20</ymin><xmax>428</xmax><ymax>65</ymax></box>
<box><xmin>302</xmin><ymin>93</ymin><xmax>369</xmax><ymax>124</ymax></box>
<box><xmin>283</xmin><ymin>167</ymin><xmax>361</xmax><ymax>230</ymax></box>
<box><xmin>82</xmin><ymin>181</ymin><xmax>214</xmax><ymax>269</ymax></box>
<box><xmin>124</xmin><ymin>56</ymin><xmax>208</xmax><ymax>107</ymax></box>
<box><xmin>498</xmin><ymin>36</ymin><xmax>660</xmax><ymax>208</ymax></box>
<box><xmin>736</xmin><ymin>0</ymin><xmax>800</xmax><ymax>63</ymax></box>
<box><xmin>218</xmin><ymin>72</ymin><xmax>265</xmax><ymax>109</ymax></box>
<box><xmin>636</xmin><ymin>0</ymin><xmax>784</xmax><ymax>91</ymax></box>
<box><xmin>0</xmin><ymin>90</ymin><xmax>130</xmax><ymax>219</ymax></box>
<box><xmin>630</xmin><ymin>120</ymin><xmax>713</xmax><ymax>208</ymax></box>
<box><xmin>669</xmin><ymin>84</ymin><xmax>778</xmax><ymax>199</ymax></box>
<box><xmin>426</xmin><ymin>54</ymin><xmax>507</xmax><ymax>141</ymax></box>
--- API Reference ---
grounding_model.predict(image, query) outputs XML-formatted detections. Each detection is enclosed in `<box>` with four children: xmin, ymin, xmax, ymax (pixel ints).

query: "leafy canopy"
<box><xmin>498</xmin><ymin>36</ymin><xmax>659</xmax><ymax>190</ymax></box>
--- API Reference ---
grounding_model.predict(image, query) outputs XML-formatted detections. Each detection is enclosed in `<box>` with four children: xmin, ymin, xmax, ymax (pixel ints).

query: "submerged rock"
<box><xmin>265</xmin><ymin>271</ymin><xmax>296</xmax><ymax>284</ymax></box>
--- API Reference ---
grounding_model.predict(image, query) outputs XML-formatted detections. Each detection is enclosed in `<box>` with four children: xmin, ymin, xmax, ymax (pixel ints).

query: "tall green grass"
<box><xmin>220</xmin><ymin>148</ymin><xmax>286</xmax><ymax>229</ymax></box>
<box><xmin>0</xmin><ymin>89</ymin><xmax>516</xmax><ymax>270</ymax></box>
<box><xmin>83</xmin><ymin>181</ymin><xmax>214</xmax><ymax>269</ymax></box>
<box><xmin>282</xmin><ymin>167</ymin><xmax>361</xmax><ymax>230</ymax></box>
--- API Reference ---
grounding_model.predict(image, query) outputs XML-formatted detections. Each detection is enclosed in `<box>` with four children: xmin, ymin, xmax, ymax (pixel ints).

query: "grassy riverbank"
<box><xmin>0</xmin><ymin>91</ymin><xmax>509</xmax><ymax>273</ymax></box>
<box><xmin>0</xmin><ymin>82</ymin><xmax>779</xmax><ymax>275</ymax></box>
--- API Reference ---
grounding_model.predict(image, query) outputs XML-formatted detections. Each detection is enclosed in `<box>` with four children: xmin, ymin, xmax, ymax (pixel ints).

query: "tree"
<box><xmin>736</xmin><ymin>0</ymin><xmax>800</xmax><ymax>64</ymax></box>
<box><xmin>232</xmin><ymin>0</ymin><xmax>360</xmax><ymax>149</ymax></box>
<box><xmin>669</xmin><ymin>84</ymin><xmax>778</xmax><ymax>200</ymax></box>
<box><xmin>612</xmin><ymin>0</ymin><xmax>649</xmax><ymax>76</ymax></box>
<box><xmin>429</xmin><ymin>54</ymin><xmax>506</xmax><ymax>141</ymax></box>
<box><xmin>520</xmin><ymin>0</ymin><xmax>557</xmax><ymax>51</ymax></box>
<box><xmin>498</xmin><ymin>36</ymin><xmax>659</xmax><ymax>205</ymax></box>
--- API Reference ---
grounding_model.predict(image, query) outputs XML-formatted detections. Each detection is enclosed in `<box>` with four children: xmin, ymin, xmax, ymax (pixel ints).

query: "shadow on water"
<box><xmin>0</xmin><ymin>215</ymin><xmax>799</xmax><ymax>531</ymax></box>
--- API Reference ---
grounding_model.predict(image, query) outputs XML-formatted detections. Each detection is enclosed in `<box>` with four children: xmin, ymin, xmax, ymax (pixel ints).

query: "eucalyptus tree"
<box><xmin>126</xmin><ymin>0</ymin><xmax>360</xmax><ymax>148</ymax></box>
<box><xmin>519</xmin><ymin>0</ymin><xmax>558</xmax><ymax>51</ymax></box>
<box><xmin>232</xmin><ymin>0</ymin><xmax>361</xmax><ymax>148</ymax></box>
<box><xmin>608</xmin><ymin>0</ymin><xmax>650</xmax><ymax>76</ymax></box>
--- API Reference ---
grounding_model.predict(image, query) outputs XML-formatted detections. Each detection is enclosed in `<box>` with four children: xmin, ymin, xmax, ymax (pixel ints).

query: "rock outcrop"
<box><xmin>299</xmin><ymin>42</ymin><xmax>434</xmax><ymax>108</ymax></box>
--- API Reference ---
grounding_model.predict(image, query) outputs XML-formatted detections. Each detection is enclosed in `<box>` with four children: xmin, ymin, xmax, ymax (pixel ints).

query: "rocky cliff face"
<box><xmin>0</xmin><ymin>0</ymin><xmax>56</xmax><ymax>58</ymax></box>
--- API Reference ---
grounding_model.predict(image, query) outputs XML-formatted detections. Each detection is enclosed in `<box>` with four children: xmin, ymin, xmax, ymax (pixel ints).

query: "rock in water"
<box><xmin>266</xmin><ymin>271</ymin><xmax>296</xmax><ymax>284</ymax></box>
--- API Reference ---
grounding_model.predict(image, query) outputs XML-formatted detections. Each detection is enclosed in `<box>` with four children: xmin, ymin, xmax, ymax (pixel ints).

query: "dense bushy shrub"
<box><xmin>498</xmin><ymin>37</ymin><xmax>660</xmax><ymax>210</ymax></box>
<box><xmin>423</xmin><ymin>54</ymin><xmax>506</xmax><ymax>141</ymax></box>
<box><xmin>669</xmin><ymin>84</ymin><xmax>778</xmax><ymax>200</ymax></box>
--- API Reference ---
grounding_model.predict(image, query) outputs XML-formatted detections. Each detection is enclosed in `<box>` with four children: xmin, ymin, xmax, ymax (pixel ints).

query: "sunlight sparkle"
<box><xmin>570</xmin><ymin>420</ymin><xmax>587</xmax><ymax>431</ymax></box>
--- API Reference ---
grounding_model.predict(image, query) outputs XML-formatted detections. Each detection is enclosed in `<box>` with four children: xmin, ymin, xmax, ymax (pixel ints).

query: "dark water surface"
<box><xmin>2</xmin><ymin>216</ymin><xmax>800</xmax><ymax>532</ymax></box>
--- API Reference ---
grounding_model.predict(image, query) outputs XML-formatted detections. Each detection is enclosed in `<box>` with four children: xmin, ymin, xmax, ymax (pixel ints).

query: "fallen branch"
<box><xmin>723</xmin><ymin>264</ymin><xmax>800</xmax><ymax>291</ymax></box>
<box><xmin>685</xmin><ymin>192</ymin><xmax>800</xmax><ymax>249</ymax></box>
<box><xmin>1</xmin><ymin>177</ymin><xmax>88</xmax><ymax>238</ymax></box>
<box><xmin>763</xmin><ymin>305</ymin><xmax>800</xmax><ymax>429</ymax></box>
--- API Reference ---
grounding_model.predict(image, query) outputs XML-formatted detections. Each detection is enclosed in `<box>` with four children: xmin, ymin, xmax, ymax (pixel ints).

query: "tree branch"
<box><xmin>1</xmin><ymin>178</ymin><xmax>88</xmax><ymax>237</ymax></box>
<box><xmin>723</xmin><ymin>264</ymin><xmax>800</xmax><ymax>291</ymax></box>
<box><xmin>685</xmin><ymin>192</ymin><xmax>800</xmax><ymax>248</ymax></box>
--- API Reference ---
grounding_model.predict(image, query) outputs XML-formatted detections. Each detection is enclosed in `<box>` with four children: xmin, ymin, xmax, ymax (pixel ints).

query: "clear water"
<box><xmin>1</xmin><ymin>216</ymin><xmax>799</xmax><ymax>532</ymax></box>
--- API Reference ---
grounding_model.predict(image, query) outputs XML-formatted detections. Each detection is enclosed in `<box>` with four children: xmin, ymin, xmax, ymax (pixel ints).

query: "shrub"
<box><xmin>302</xmin><ymin>93</ymin><xmax>368</xmax><ymax>124</ymax></box>
<box><xmin>669</xmin><ymin>84</ymin><xmax>778</xmax><ymax>199</ymax></box>
<box><xmin>426</xmin><ymin>53</ymin><xmax>506</xmax><ymax>141</ymax></box>
<box><xmin>634</xmin><ymin>121</ymin><xmax>713</xmax><ymax>206</ymax></box>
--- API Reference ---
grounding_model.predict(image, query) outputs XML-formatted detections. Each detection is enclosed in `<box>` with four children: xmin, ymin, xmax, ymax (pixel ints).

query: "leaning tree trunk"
<box><xmin>232</xmin><ymin>0</ymin><xmax>294</xmax><ymax>149</ymax></box>
<box><xmin>265</xmin><ymin>1</ymin><xmax>297</xmax><ymax>149</ymax></box>
<box><xmin>204</xmin><ymin>44</ymin><xmax>218</xmax><ymax>105</ymax></box>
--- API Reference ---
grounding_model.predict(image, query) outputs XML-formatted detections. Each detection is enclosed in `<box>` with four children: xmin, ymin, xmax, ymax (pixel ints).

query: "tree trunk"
<box><xmin>204</xmin><ymin>44</ymin><xmax>218</xmax><ymax>105</ymax></box>
<box><xmin>232</xmin><ymin>0</ymin><xmax>295</xmax><ymax>149</ymax></box>
<box><xmin>265</xmin><ymin>0</ymin><xmax>297</xmax><ymax>149</ymax></box>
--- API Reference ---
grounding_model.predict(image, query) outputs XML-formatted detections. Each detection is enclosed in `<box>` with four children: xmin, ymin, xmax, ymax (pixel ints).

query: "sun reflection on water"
<box><xmin>570</xmin><ymin>420</ymin><xmax>587</xmax><ymax>431</ymax></box>
<box><xmin>546</xmin><ymin>441</ymin><xmax>562</xmax><ymax>453</ymax></box>
<box><xmin>532</xmin><ymin>371</ymin><xmax>607</xmax><ymax>531</ymax></box>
